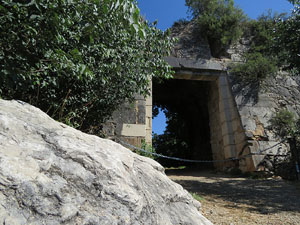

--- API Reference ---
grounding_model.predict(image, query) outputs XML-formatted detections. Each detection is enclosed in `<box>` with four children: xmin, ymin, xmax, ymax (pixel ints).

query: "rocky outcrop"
<box><xmin>0</xmin><ymin>100</ymin><xmax>212</xmax><ymax>225</ymax></box>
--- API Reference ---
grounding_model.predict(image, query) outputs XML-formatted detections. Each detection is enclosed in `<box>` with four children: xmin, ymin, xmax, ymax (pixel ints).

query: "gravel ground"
<box><xmin>166</xmin><ymin>169</ymin><xmax>300</xmax><ymax>225</ymax></box>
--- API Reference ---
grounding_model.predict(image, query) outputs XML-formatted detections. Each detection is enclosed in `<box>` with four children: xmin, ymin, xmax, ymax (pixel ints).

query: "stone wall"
<box><xmin>103</xmin><ymin>20</ymin><xmax>300</xmax><ymax>172</ymax></box>
<box><xmin>227</xmin><ymin>37</ymin><xmax>300</xmax><ymax>171</ymax></box>
<box><xmin>169</xmin><ymin>20</ymin><xmax>300</xmax><ymax>172</ymax></box>
<box><xmin>229</xmin><ymin>73</ymin><xmax>300</xmax><ymax>171</ymax></box>
<box><xmin>208</xmin><ymin>80</ymin><xmax>225</xmax><ymax>169</ymax></box>
<box><xmin>170</xmin><ymin>20</ymin><xmax>211</xmax><ymax>59</ymax></box>
<box><xmin>207</xmin><ymin>73</ymin><xmax>250</xmax><ymax>171</ymax></box>
<box><xmin>102</xmin><ymin>92</ymin><xmax>152</xmax><ymax>147</ymax></box>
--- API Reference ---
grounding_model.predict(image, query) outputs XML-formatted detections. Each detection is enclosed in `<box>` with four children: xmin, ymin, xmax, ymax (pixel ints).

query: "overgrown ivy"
<box><xmin>0</xmin><ymin>0</ymin><xmax>174</xmax><ymax>133</ymax></box>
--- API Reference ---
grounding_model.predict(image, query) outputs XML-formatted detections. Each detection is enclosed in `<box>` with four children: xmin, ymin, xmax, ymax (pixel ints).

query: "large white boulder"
<box><xmin>0</xmin><ymin>100</ymin><xmax>212</xmax><ymax>225</ymax></box>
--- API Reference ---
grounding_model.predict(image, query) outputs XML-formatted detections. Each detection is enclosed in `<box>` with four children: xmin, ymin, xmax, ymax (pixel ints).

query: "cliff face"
<box><xmin>0</xmin><ymin>100</ymin><xmax>212</xmax><ymax>225</ymax></box>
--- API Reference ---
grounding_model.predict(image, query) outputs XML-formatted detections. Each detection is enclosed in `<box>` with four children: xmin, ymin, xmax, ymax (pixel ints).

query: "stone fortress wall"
<box><xmin>103</xmin><ymin>20</ymin><xmax>300</xmax><ymax>172</ymax></box>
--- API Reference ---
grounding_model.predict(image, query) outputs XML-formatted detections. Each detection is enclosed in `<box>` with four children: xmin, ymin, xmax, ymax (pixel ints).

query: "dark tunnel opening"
<box><xmin>152</xmin><ymin>78</ymin><xmax>214</xmax><ymax>169</ymax></box>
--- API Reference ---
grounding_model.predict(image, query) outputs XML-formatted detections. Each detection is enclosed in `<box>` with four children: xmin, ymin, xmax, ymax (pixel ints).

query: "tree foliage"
<box><xmin>0</xmin><ymin>0</ymin><xmax>174</xmax><ymax>132</ymax></box>
<box><xmin>230</xmin><ymin>12</ymin><xmax>281</xmax><ymax>82</ymax></box>
<box><xmin>232</xmin><ymin>1</ymin><xmax>300</xmax><ymax>81</ymax></box>
<box><xmin>152</xmin><ymin>109</ymin><xmax>191</xmax><ymax>168</ymax></box>
<box><xmin>273</xmin><ymin>1</ymin><xmax>300</xmax><ymax>74</ymax></box>
<box><xmin>185</xmin><ymin>0</ymin><xmax>246</xmax><ymax>57</ymax></box>
<box><xmin>230</xmin><ymin>52</ymin><xmax>277</xmax><ymax>82</ymax></box>
<box><xmin>269</xmin><ymin>109</ymin><xmax>299</xmax><ymax>137</ymax></box>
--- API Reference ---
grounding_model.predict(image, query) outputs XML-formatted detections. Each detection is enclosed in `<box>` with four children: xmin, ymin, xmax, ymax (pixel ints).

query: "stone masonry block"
<box><xmin>224</xmin><ymin>145</ymin><xmax>236</xmax><ymax>158</ymax></box>
<box><xmin>146</xmin><ymin>96</ymin><xmax>152</xmax><ymax>106</ymax></box>
<box><xmin>218</xmin><ymin>75</ymin><xmax>228</xmax><ymax>87</ymax></box>
<box><xmin>234</xmin><ymin>132</ymin><xmax>246</xmax><ymax>145</ymax></box>
<box><xmin>221</xmin><ymin>120</ymin><xmax>234</xmax><ymax>137</ymax></box>
<box><xmin>146</xmin><ymin>105</ymin><xmax>152</xmax><ymax>119</ymax></box>
<box><xmin>232</xmin><ymin>119</ymin><xmax>244</xmax><ymax>133</ymax></box>
<box><xmin>223</xmin><ymin>134</ymin><xmax>236</xmax><ymax>147</ymax></box>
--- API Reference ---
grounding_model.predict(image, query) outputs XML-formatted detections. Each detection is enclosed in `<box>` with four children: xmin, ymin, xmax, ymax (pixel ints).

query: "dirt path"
<box><xmin>166</xmin><ymin>169</ymin><xmax>300</xmax><ymax>225</ymax></box>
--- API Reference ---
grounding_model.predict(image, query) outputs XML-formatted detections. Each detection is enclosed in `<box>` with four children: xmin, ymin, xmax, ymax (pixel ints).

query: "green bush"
<box><xmin>247</xmin><ymin>11</ymin><xmax>285</xmax><ymax>55</ymax></box>
<box><xmin>273</xmin><ymin>2</ymin><xmax>300</xmax><ymax>74</ymax></box>
<box><xmin>230</xmin><ymin>12</ymin><xmax>283</xmax><ymax>82</ymax></box>
<box><xmin>269</xmin><ymin>109</ymin><xmax>297</xmax><ymax>137</ymax></box>
<box><xmin>135</xmin><ymin>140</ymin><xmax>157</xmax><ymax>160</ymax></box>
<box><xmin>186</xmin><ymin>0</ymin><xmax>246</xmax><ymax>57</ymax></box>
<box><xmin>230</xmin><ymin>52</ymin><xmax>277</xmax><ymax>82</ymax></box>
<box><xmin>0</xmin><ymin>0</ymin><xmax>174</xmax><ymax>132</ymax></box>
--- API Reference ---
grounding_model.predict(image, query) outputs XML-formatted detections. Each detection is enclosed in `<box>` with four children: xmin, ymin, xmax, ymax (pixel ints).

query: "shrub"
<box><xmin>135</xmin><ymin>140</ymin><xmax>157</xmax><ymax>160</ymax></box>
<box><xmin>230</xmin><ymin>12</ymin><xmax>283</xmax><ymax>82</ymax></box>
<box><xmin>0</xmin><ymin>0</ymin><xmax>174</xmax><ymax>132</ymax></box>
<box><xmin>269</xmin><ymin>109</ymin><xmax>297</xmax><ymax>137</ymax></box>
<box><xmin>186</xmin><ymin>0</ymin><xmax>246</xmax><ymax>57</ymax></box>
<box><xmin>230</xmin><ymin>52</ymin><xmax>277</xmax><ymax>82</ymax></box>
<box><xmin>273</xmin><ymin>2</ymin><xmax>300</xmax><ymax>74</ymax></box>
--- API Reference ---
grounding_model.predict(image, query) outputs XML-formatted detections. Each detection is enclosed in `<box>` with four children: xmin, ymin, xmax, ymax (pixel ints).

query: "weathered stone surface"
<box><xmin>165</xmin><ymin>56</ymin><xmax>223</xmax><ymax>71</ymax></box>
<box><xmin>0</xmin><ymin>100</ymin><xmax>212</xmax><ymax>225</ymax></box>
<box><xmin>168</xmin><ymin>19</ymin><xmax>300</xmax><ymax>172</ymax></box>
<box><xmin>170</xmin><ymin>20</ymin><xmax>212</xmax><ymax>59</ymax></box>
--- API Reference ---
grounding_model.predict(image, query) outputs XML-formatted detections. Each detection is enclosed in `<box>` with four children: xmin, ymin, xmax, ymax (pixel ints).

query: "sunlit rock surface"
<box><xmin>0</xmin><ymin>100</ymin><xmax>212</xmax><ymax>225</ymax></box>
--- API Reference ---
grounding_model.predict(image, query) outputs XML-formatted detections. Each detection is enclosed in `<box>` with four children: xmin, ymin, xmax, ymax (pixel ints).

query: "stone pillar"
<box><xmin>217</xmin><ymin>72</ymin><xmax>256</xmax><ymax>171</ymax></box>
<box><xmin>102</xmin><ymin>82</ymin><xmax>152</xmax><ymax>148</ymax></box>
<box><xmin>218</xmin><ymin>73</ymin><xmax>238</xmax><ymax>159</ymax></box>
<box><xmin>208</xmin><ymin>80</ymin><xmax>225</xmax><ymax>170</ymax></box>
<box><xmin>145</xmin><ymin>81</ymin><xmax>152</xmax><ymax>145</ymax></box>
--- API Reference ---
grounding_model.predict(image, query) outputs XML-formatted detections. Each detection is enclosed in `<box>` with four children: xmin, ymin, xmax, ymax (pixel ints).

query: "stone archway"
<box><xmin>104</xmin><ymin>57</ymin><xmax>256</xmax><ymax>171</ymax></box>
<box><xmin>153</xmin><ymin>78</ymin><xmax>213</xmax><ymax>168</ymax></box>
<box><xmin>162</xmin><ymin>57</ymin><xmax>249</xmax><ymax>170</ymax></box>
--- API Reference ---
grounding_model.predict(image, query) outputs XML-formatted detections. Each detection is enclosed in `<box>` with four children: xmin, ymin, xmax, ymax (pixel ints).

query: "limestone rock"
<box><xmin>0</xmin><ymin>100</ymin><xmax>212</xmax><ymax>225</ymax></box>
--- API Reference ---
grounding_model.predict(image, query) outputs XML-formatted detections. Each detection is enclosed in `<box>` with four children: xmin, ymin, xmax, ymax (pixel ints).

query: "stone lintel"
<box><xmin>165</xmin><ymin>56</ymin><xmax>223</xmax><ymax>71</ymax></box>
<box><xmin>173</xmin><ymin>71</ymin><xmax>219</xmax><ymax>81</ymax></box>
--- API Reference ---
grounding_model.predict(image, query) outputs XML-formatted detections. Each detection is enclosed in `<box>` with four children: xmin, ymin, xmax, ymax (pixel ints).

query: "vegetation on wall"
<box><xmin>185</xmin><ymin>0</ymin><xmax>246</xmax><ymax>57</ymax></box>
<box><xmin>231</xmin><ymin>0</ymin><xmax>300</xmax><ymax>81</ymax></box>
<box><xmin>269</xmin><ymin>109</ymin><xmax>300</xmax><ymax>180</ymax></box>
<box><xmin>229</xmin><ymin>12</ymin><xmax>281</xmax><ymax>82</ymax></box>
<box><xmin>0</xmin><ymin>0</ymin><xmax>174</xmax><ymax>133</ymax></box>
<box><xmin>269</xmin><ymin>109</ymin><xmax>299</xmax><ymax>138</ymax></box>
<box><xmin>230</xmin><ymin>52</ymin><xmax>277</xmax><ymax>82</ymax></box>
<box><xmin>183</xmin><ymin>0</ymin><xmax>300</xmax><ymax>82</ymax></box>
<box><xmin>273</xmin><ymin>0</ymin><xmax>300</xmax><ymax>75</ymax></box>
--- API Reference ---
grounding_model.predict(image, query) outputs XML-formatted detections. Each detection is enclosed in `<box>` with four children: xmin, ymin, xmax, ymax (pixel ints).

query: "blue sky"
<box><xmin>137</xmin><ymin>0</ymin><xmax>294</xmax><ymax>135</ymax></box>
<box><xmin>138</xmin><ymin>0</ymin><xmax>293</xmax><ymax>30</ymax></box>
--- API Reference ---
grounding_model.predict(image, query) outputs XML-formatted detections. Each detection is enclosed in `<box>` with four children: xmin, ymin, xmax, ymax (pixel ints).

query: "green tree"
<box><xmin>273</xmin><ymin>0</ymin><xmax>300</xmax><ymax>74</ymax></box>
<box><xmin>0</xmin><ymin>0</ymin><xmax>174</xmax><ymax>133</ymax></box>
<box><xmin>185</xmin><ymin>0</ymin><xmax>246</xmax><ymax>57</ymax></box>
<box><xmin>269</xmin><ymin>109</ymin><xmax>298</xmax><ymax>137</ymax></box>
<box><xmin>230</xmin><ymin>12</ymin><xmax>281</xmax><ymax>82</ymax></box>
